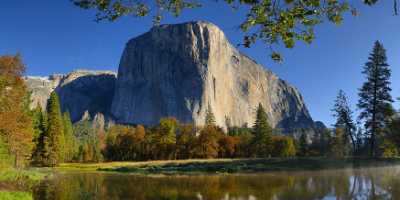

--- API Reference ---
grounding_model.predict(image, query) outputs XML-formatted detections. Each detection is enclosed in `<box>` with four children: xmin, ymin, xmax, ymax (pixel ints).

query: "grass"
<box><xmin>58</xmin><ymin>159</ymin><xmax>240</xmax><ymax>171</ymax></box>
<box><xmin>0</xmin><ymin>191</ymin><xmax>32</xmax><ymax>200</ymax></box>
<box><xmin>0</xmin><ymin>169</ymin><xmax>48</xmax><ymax>186</ymax></box>
<box><xmin>0</xmin><ymin>168</ymin><xmax>49</xmax><ymax>200</ymax></box>
<box><xmin>58</xmin><ymin>157</ymin><xmax>400</xmax><ymax>174</ymax></box>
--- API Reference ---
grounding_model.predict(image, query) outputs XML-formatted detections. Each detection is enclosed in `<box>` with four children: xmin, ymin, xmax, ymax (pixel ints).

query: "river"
<box><xmin>33</xmin><ymin>166</ymin><xmax>400</xmax><ymax>200</ymax></box>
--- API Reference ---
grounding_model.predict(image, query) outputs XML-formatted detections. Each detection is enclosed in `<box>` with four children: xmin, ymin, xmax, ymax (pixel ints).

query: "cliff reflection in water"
<box><xmin>34</xmin><ymin>166</ymin><xmax>400</xmax><ymax>200</ymax></box>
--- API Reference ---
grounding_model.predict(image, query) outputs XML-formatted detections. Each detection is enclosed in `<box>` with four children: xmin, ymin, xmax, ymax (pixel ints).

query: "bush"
<box><xmin>271</xmin><ymin>136</ymin><xmax>296</xmax><ymax>157</ymax></box>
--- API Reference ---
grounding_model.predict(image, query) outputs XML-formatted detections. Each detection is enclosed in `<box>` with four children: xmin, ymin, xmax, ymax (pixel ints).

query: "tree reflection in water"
<box><xmin>33</xmin><ymin>166</ymin><xmax>400</xmax><ymax>200</ymax></box>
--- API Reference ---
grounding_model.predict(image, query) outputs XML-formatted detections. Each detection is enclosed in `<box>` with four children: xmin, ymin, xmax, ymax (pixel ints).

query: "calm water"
<box><xmin>33</xmin><ymin>166</ymin><xmax>400</xmax><ymax>200</ymax></box>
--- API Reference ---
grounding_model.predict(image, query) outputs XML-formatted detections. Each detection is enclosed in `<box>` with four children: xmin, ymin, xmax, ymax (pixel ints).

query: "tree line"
<box><xmin>302</xmin><ymin>41</ymin><xmax>400</xmax><ymax>158</ymax></box>
<box><xmin>0</xmin><ymin>55</ymin><xmax>101</xmax><ymax>167</ymax></box>
<box><xmin>103</xmin><ymin>103</ymin><xmax>297</xmax><ymax>161</ymax></box>
<box><xmin>1</xmin><ymin>41</ymin><xmax>400</xmax><ymax>168</ymax></box>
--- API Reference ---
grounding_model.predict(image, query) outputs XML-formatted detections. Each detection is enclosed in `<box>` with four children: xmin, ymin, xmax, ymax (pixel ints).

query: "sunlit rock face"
<box><xmin>25</xmin><ymin>70</ymin><xmax>116</xmax><ymax>126</ymax></box>
<box><xmin>24</xmin><ymin>75</ymin><xmax>62</xmax><ymax>111</ymax></box>
<box><xmin>25</xmin><ymin>21</ymin><xmax>315</xmax><ymax>133</ymax></box>
<box><xmin>111</xmin><ymin>21</ymin><xmax>314</xmax><ymax>132</ymax></box>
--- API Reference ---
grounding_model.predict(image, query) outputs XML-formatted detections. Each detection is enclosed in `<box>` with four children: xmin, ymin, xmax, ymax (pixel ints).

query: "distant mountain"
<box><xmin>25</xmin><ymin>21</ymin><xmax>315</xmax><ymax>133</ymax></box>
<box><xmin>24</xmin><ymin>70</ymin><xmax>116</xmax><ymax>130</ymax></box>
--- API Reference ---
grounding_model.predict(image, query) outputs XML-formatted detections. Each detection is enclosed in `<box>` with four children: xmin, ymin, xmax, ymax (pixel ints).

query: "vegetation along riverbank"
<box><xmin>0</xmin><ymin>169</ymin><xmax>48</xmax><ymax>200</ymax></box>
<box><xmin>58</xmin><ymin>157</ymin><xmax>400</xmax><ymax>174</ymax></box>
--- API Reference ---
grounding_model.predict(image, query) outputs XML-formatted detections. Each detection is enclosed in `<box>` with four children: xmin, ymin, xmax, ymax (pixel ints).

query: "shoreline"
<box><xmin>2</xmin><ymin>158</ymin><xmax>400</xmax><ymax>199</ymax></box>
<box><xmin>0</xmin><ymin>169</ymin><xmax>49</xmax><ymax>200</ymax></box>
<box><xmin>56</xmin><ymin>157</ymin><xmax>400</xmax><ymax>175</ymax></box>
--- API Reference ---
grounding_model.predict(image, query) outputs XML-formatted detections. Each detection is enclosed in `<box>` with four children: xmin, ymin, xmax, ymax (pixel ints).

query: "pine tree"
<box><xmin>32</xmin><ymin>111</ymin><xmax>49</xmax><ymax>166</ymax></box>
<box><xmin>31</xmin><ymin>105</ymin><xmax>47</xmax><ymax>165</ymax></box>
<box><xmin>45</xmin><ymin>92</ymin><xmax>65</xmax><ymax>166</ymax></box>
<box><xmin>205</xmin><ymin>104</ymin><xmax>216</xmax><ymax>126</ymax></box>
<box><xmin>358</xmin><ymin>41</ymin><xmax>393</xmax><ymax>157</ymax></box>
<box><xmin>63</xmin><ymin>111</ymin><xmax>76</xmax><ymax>162</ymax></box>
<box><xmin>332</xmin><ymin>90</ymin><xmax>356</xmax><ymax>155</ymax></box>
<box><xmin>31</xmin><ymin>105</ymin><xmax>45</xmax><ymax>144</ymax></box>
<box><xmin>252</xmin><ymin>103</ymin><xmax>273</xmax><ymax>157</ymax></box>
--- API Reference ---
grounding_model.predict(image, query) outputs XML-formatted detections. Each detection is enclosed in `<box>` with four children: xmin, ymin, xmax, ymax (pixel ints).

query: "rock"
<box><xmin>25</xmin><ymin>21</ymin><xmax>316</xmax><ymax>133</ymax></box>
<box><xmin>25</xmin><ymin>70</ymin><xmax>116</xmax><ymax>124</ymax></box>
<box><xmin>55</xmin><ymin>70</ymin><xmax>116</xmax><ymax>122</ymax></box>
<box><xmin>111</xmin><ymin>21</ymin><xmax>314</xmax><ymax>132</ymax></box>
<box><xmin>23</xmin><ymin>75</ymin><xmax>62</xmax><ymax>110</ymax></box>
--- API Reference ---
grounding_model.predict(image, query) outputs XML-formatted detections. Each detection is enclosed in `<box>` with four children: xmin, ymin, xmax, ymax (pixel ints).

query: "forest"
<box><xmin>0</xmin><ymin>41</ymin><xmax>400</xmax><ymax>169</ymax></box>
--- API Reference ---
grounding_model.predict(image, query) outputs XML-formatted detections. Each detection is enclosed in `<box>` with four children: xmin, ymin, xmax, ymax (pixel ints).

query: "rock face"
<box><xmin>25</xmin><ymin>70</ymin><xmax>117</xmax><ymax>124</ymax></box>
<box><xmin>25</xmin><ymin>21</ymin><xmax>315</xmax><ymax>133</ymax></box>
<box><xmin>111</xmin><ymin>21</ymin><xmax>314</xmax><ymax>132</ymax></box>
<box><xmin>24</xmin><ymin>75</ymin><xmax>63</xmax><ymax>110</ymax></box>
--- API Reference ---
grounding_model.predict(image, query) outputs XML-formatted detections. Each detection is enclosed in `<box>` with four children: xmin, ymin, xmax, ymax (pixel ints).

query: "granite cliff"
<box><xmin>111</xmin><ymin>21</ymin><xmax>314</xmax><ymax>132</ymax></box>
<box><xmin>25</xmin><ymin>21</ymin><xmax>314</xmax><ymax>133</ymax></box>
<box><xmin>24</xmin><ymin>70</ymin><xmax>116</xmax><ymax>127</ymax></box>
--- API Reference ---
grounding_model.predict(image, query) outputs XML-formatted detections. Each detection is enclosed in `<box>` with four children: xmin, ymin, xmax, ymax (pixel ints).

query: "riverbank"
<box><xmin>58</xmin><ymin>157</ymin><xmax>400</xmax><ymax>174</ymax></box>
<box><xmin>0</xmin><ymin>169</ymin><xmax>49</xmax><ymax>200</ymax></box>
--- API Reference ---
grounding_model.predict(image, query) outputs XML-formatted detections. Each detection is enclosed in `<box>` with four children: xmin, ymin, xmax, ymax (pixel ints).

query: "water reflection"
<box><xmin>33</xmin><ymin>166</ymin><xmax>400</xmax><ymax>200</ymax></box>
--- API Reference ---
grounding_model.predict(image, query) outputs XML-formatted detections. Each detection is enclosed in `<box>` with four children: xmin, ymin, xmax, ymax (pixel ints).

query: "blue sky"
<box><xmin>1</xmin><ymin>0</ymin><xmax>399</xmax><ymax>126</ymax></box>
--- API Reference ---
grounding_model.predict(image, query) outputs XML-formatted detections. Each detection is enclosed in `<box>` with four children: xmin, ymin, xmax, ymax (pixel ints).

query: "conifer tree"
<box><xmin>252</xmin><ymin>103</ymin><xmax>273</xmax><ymax>157</ymax></box>
<box><xmin>45</xmin><ymin>92</ymin><xmax>65</xmax><ymax>166</ymax></box>
<box><xmin>332</xmin><ymin>90</ymin><xmax>356</xmax><ymax>155</ymax></box>
<box><xmin>63</xmin><ymin>111</ymin><xmax>76</xmax><ymax>162</ymax></box>
<box><xmin>31</xmin><ymin>105</ymin><xmax>45</xmax><ymax>144</ymax></box>
<box><xmin>31</xmin><ymin>105</ymin><xmax>47</xmax><ymax>164</ymax></box>
<box><xmin>33</xmin><ymin>112</ymin><xmax>49</xmax><ymax>166</ymax></box>
<box><xmin>358</xmin><ymin>41</ymin><xmax>393</xmax><ymax>157</ymax></box>
<box><xmin>205</xmin><ymin>104</ymin><xmax>216</xmax><ymax>126</ymax></box>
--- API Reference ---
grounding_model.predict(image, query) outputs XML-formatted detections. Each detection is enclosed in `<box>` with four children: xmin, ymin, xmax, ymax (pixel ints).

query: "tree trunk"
<box><xmin>371</xmin><ymin>65</ymin><xmax>379</xmax><ymax>158</ymax></box>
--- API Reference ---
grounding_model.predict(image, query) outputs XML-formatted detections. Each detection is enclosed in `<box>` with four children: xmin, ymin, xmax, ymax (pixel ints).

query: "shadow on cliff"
<box><xmin>54</xmin><ymin>74</ymin><xmax>116</xmax><ymax>123</ymax></box>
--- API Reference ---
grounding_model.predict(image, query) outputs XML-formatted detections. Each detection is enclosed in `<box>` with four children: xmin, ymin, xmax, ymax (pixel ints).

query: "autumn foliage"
<box><xmin>0</xmin><ymin>55</ymin><xmax>34</xmax><ymax>168</ymax></box>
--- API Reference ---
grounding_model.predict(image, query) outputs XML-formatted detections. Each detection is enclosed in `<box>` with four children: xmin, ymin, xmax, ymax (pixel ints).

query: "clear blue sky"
<box><xmin>1</xmin><ymin>0</ymin><xmax>399</xmax><ymax>126</ymax></box>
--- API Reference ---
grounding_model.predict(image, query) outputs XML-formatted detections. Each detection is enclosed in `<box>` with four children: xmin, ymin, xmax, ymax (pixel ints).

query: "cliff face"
<box><xmin>25</xmin><ymin>21</ymin><xmax>315</xmax><ymax>133</ymax></box>
<box><xmin>25</xmin><ymin>70</ymin><xmax>116</xmax><ymax>125</ymax></box>
<box><xmin>111</xmin><ymin>21</ymin><xmax>314</xmax><ymax>132</ymax></box>
<box><xmin>24</xmin><ymin>75</ymin><xmax>63</xmax><ymax>110</ymax></box>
